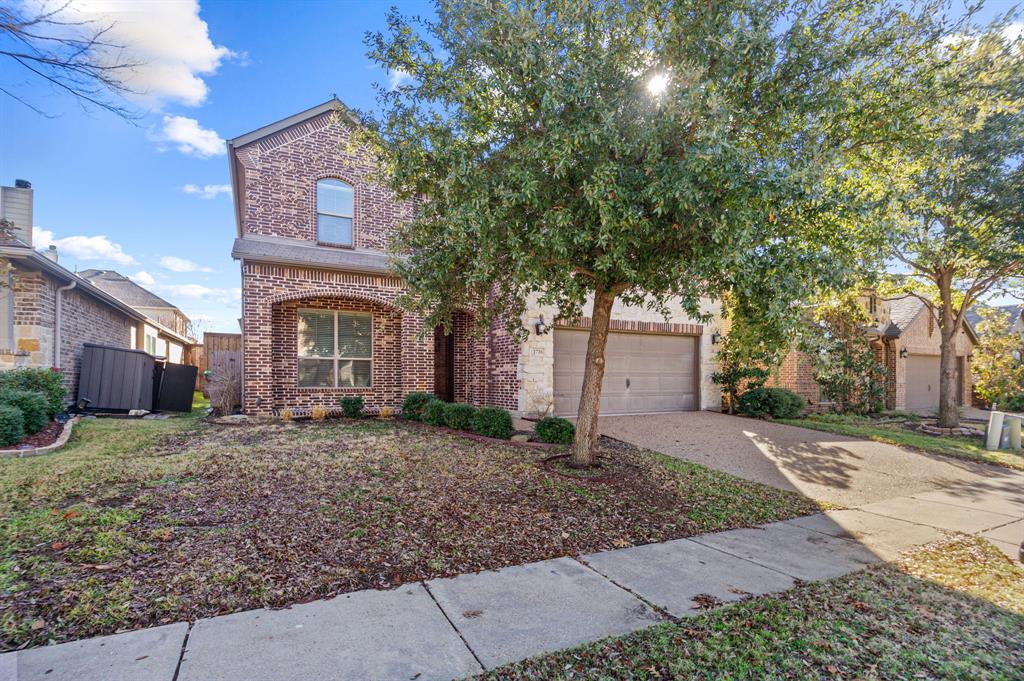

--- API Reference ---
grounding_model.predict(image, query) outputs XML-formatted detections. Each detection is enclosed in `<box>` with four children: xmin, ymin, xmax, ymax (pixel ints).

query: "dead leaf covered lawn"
<box><xmin>1</xmin><ymin>416</ymin><xmax>820</xmax><ymax>649</ymax></box>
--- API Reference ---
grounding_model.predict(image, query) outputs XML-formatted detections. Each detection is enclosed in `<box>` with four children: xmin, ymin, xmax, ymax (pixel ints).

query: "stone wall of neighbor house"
<box><xmin>3</xmin><ymin>265</ymin><xmax>133</xmax><ymax>398</ymax></box>
<box><xmin>234</xmin><ymin>109</ymin><xmax>414</xmax><ymax>250</ymax></box>
<box><xmin>515</xmin><ymin>293</ymin><xmax>720</xmax><ymax>418</ymax></box>
<box><xmin>889</xmin><ymin>306</ymin><xmax>975</xmax><ymax>410</ymax></box>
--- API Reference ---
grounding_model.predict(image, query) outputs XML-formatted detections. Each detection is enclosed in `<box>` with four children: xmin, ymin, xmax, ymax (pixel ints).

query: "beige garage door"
<box><xmin>906</xmin><ymin>354</ymin><xmax>941</xmax><ymax>411</ymax></box>
<box><xmin>553</xmin><ymin>329</ymin><xmax>697</xmax><ymax>416</ymax></box>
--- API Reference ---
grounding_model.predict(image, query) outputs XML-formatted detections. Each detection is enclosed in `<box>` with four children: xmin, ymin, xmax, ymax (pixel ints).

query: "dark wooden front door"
<box><xmin>433</xmin><ymin>326</ymin><xmax>454</xmax><ymax>402</ymax></box>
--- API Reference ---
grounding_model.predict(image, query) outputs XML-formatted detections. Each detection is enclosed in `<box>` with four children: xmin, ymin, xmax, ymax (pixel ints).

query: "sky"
<box><xmin>0</xmin><ymin>0</ymin><xmax>1017</xmax><ymax>334</ymax></box>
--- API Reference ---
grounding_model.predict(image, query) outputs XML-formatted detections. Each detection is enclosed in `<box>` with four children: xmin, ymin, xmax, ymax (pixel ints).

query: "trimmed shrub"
<box><xmin>0</xmin><ymin>368</ymin><xmax>66</xmax><ymax>416</ymax></box>
<box><xmin>0</xmin><ymin>404</ymin><xmax>25</xmax><ymax>447</ymax></box>
<box><xmin>443</xmin><ymin>403</ymin><xmax>477</xmax><ymax>430</ymax></box>
<box><xmin>737</xmin><ymin>387</ymin><xmax>806</xmax><ymax>419</ymax></box>
<box><xmin>0</xmin><ymin>389</ymin><xmax>48</xmax><ymax>434</ymax></box>
<box><xmin>310</xmin><ymin>405</ymin><xmax>327</xmax><ymax>421</ymax></box>
<box><xmin>401</xmin><ymin>392</ymin><xmax>437</xmax><ymax>421</ymax></box>
<box><xmin>535</xmin><ymin>416</ymin><xmax>575</xmax><ymax>444</ymax></box>
<box><xmin>340</xmin><ymin>396</ymin><xmax>365</xmax><ymax>418</ymax></box>
<box><xmin>471</xmin><ymin>407</ymin><xmax>514</xmax><ymax>440</ymax></box>
<box><xmin>422</xmin><ymin>398</ymin><xmax>447</xmax><ymax>426</ymax></box>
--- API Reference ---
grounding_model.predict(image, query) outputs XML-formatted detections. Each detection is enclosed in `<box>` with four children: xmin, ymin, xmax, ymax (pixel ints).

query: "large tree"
<box><xmin>365</xmin><ymin>0</ymin><xmax>958</xmax><ymax>466</ymax></box>
<box><xmin>867</xmin><ymin>16</ymin><xmax>1024</xmax><ymax>427</ymax></box>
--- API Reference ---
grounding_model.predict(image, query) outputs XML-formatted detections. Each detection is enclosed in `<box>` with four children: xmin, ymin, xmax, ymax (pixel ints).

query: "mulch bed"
<box><xmin>3</xmin><ymin>420</ymin><xmax>64</xmax><ymax>450</ymax></box>
<box><xmin>1</xmin><ymin>418</ymin><xmax>819</xmax><ymax>649</ymax></box>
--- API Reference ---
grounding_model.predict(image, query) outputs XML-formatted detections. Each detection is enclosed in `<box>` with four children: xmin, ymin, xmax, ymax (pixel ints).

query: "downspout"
<box><xmin>54</xmin><ymin>280</ymin><xmax>77</xmax><ymax>368</ymax></box>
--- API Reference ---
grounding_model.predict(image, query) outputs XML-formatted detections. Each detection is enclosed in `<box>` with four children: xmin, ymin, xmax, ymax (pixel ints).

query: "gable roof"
<box><xmin>78</xmin><ymin>269</ymin><xmax>179</xmax><ymax>310</ymax></box>
<box><xmin>883</xmin><ymin>294</ymin><xmax>979</xmax><ymax>344</ymax></box>
<box><xmin>226</xmin><ymin>98</ymin><xmax>362</xmax><ymax>238</ymax></box>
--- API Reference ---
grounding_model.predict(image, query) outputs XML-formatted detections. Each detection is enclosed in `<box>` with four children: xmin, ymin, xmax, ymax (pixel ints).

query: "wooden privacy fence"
<box><xmin>196</xmin><ymin>332</ymin><xmax>242</xmax><ymax>396</ymax></box>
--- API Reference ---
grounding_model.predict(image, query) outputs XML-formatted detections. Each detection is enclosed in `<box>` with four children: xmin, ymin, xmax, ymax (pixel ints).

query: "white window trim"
<box><xmin>316</xmin><ymin>179</ymin><xmax>354</xmax><ymax>246</ymax></box>
<box><xmin>297</xmin><ymin>309</ymin><xmax>373</xmax><ymax>388</ymax></box>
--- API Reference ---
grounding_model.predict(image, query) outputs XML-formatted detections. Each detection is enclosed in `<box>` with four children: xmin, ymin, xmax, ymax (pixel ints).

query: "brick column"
<box><xmin>242</xmin><ymin>286</ymin><xmax>275</xmax><ymax>416</ymax></box>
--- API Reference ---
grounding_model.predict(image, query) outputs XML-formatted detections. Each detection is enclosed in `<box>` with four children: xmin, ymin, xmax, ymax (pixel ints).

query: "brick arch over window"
<box><xmin>267</xmin><ymin>289</ymin><xmax>403</xmax><ymax>312</ymax></box>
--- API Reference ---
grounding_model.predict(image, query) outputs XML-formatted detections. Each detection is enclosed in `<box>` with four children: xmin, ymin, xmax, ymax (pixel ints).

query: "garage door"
<box><xmin>553</xmin><ymin>329</ymin><xmax>697</xmax><ymax>416</ymax></box>
<box><xmin>906</xmin><ymin>354</ymin><xmax>940</xmax><ymax>411</ymax></box>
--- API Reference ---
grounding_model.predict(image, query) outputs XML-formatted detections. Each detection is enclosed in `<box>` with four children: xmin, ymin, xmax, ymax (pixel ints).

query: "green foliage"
<box><xmin>0</xmin><ymin>404</ymin><xmax>25</xmax><ymax>447</ymax></box>
<box><xmin>470</xmin><ymin>407</ymin><xmax>514</xmax><ymax>440</ymax></box>
<box><xmin>0</xmin><ymin>368</ymin><xmax>66</xmax><ymax>416</ymax></box>
<box><xmin>443</xmin><ymin>403</ymin><xmax>477</xmax><ymax>430</ymax></box>
<box><xmin>422</xmin><ymin>399</ymin><xmax>448</xmax><ymax>426</ymax></box>
<box><xmin>798</xmin><ymin>291</ymin><xmax>887</xmax><ymax>414</ymax></box>
<box><xmin>401</xmin><ymin>392</ymin><xmax>437</xmax><ymax>421</ymax></box>
<box><xmin>0</xmin><ymin>390</ymin><xmax>48</xmax><ymax>434</ymax></box>
<box><xmin>364</xmin><ymin>0</ymin><xmax>953</xmax><ymax>340</ymax></box>
<box><xmin>535</xmin><ymin>416</ymin><xmax>575</xmax><ymax>445</ymax></box>
<box><xmin>711</xmin><ymin>295</ymin><xmax>788</xmax><ymax>413</ymax></box>
<box><xmin>339</xmin><ymin>396</ymin><xmax>365</xmax><ymax>419</ymax></box>
<box><xmin>737</xmin><ymin>388</ymin><xmax>805</xmax><ymax>419</ymax></box>
<box><xmin>972</xmin><ymin>307</ymin><xmax>1024</xmax><ymax>408</ymax></box>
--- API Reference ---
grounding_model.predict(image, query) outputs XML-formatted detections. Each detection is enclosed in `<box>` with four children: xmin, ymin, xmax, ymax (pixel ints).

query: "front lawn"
<box><xmin>0</xmin><ymin>412</ymin><xmax>820</xmax><ymax>649</ymax></box>
<box><xmin>482</xmin><ymin>536</ymin><xmax>1024</xmax><ymax>680</ymax></box>
<box><xmin>776</xmin><ymin>413</ymin><xmax>1024</xmax><ymax>471</ymax></box>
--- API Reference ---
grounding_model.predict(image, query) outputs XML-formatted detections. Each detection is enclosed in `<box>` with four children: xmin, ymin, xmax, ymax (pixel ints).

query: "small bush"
<box><xmin>0</xmin><ymin>404</ymin><xmax>25</xmax><ymax>447</ymax></box>
<box><xmin>422</xmin><ymin>399</ymin><xmax>447</xmax><ymax>426</ymax></box>
<box><xmin>280</xmin><ymin>408</ymin><xmax>293</xmax><ymax>422</ymax></box>
<box><xmin>471</xmin><ymin>407</ymin><xmax>514</xmax><ymax>439</ymax></box>
<box><xmin>737</xmin><ymin>387</ymin><xmax>805</xmax><ymax>419</ymax></box>
<box><xmin>401</xmin><ymin>392</ymin><xmax>437</xmax><ymax>421</ymax></box>
<box><xmin>0</xmin><ymin>389</ymin><xmax>48</xmax><ymax>434</ymax></box>
<box><xmin>379</xmin><ymin>406</ymin><xmax>394</xmax><ymax>419</ymax></box>
<box><xmin>443</xmin><ymin>403</ymin><xmax>477</xmax><ymax>430</ymax></box>
<box><xmin>0</xmin><ymin>368</ymin><xmax>66</xmax><ymax>416</ymax></box>
<box><xmin>310</xmin><ymin>405</ymin><xmax>327</xmax><ymax>421</ymax></box>
<box><xmin>340</xmin><ymin>396</ymin><xmax>365</xmax><ymax>418</ymax></box>
<box><xmin>535</xmin><ymin>416</ymin><xmax>575</xmax><ymax>444</ymax></box>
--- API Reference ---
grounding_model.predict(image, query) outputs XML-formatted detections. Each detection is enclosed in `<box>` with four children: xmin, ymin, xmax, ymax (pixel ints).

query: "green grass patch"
<box><xmin>776</xmin><ymin>414</ymin><xmax>1024</xmax><ymax>471</ymax></box>
<box><xmin>483</xmin><ymin>537</ymin><xmax>1023</xmax><ymax>680</ymax></box>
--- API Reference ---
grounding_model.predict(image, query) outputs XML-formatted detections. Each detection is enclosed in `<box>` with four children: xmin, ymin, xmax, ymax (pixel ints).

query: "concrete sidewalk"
<box><xmin>3</xmin><ymin>481</ymin><xmax>1021</xmax><ymax>681</ymax></box>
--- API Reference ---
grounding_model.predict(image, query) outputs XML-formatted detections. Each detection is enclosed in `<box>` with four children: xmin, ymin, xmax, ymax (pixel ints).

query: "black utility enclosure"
<box><xmin>77</xmin><ymin>343</ymin><xmax>195</xmax><ymax>413</ymax></box>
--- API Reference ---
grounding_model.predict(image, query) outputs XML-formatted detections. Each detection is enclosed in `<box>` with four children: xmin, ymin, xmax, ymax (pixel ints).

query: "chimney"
<box><xmin>0</xmin><ymin>179</ymin><xmax>34</xmax><ymax>246</ymax></box>
<box><xmin>42</xmin><ymin>244</ymin><xmax>58</xmax><ymax>263</ymax></box>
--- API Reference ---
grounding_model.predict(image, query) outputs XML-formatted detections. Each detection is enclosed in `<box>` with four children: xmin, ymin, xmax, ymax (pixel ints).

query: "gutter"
<box><xmin>54</xmin><ymin>280</ymin><xmax>77</xmax><ymax>368</ymax></box>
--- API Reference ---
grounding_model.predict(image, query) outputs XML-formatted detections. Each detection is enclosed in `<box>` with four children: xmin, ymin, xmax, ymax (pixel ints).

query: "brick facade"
<box><xmin>3</xmin><ymin>262</ymin><xmax>135</xmax><ymax>399</ymax></box>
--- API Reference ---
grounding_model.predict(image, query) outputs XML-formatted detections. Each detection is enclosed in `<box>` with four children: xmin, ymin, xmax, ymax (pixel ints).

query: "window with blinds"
<box><xmin>297</xmin><ymin>310</ymin><xmax>372</xmax><ymax>387</ymax></box>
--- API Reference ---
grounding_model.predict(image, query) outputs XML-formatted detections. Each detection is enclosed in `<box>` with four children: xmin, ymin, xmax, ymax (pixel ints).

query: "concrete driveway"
<box><xmin>600</xmin><ymin>411</ymin><xmax>1024</xmax><ymax>507</ymax></box>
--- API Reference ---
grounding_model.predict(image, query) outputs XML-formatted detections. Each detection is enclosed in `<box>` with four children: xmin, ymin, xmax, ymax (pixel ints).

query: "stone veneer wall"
<box><xmin>516</xmin><ymin>293</ymin><xmax>721</xmax><ymax>418</ymax></box>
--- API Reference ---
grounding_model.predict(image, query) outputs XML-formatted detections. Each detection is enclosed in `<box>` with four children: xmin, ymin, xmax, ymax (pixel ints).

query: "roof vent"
<box><xmin>14</xmin><ymin>179</ymin><xmax>31</xmax><ymax>189</ymax></box>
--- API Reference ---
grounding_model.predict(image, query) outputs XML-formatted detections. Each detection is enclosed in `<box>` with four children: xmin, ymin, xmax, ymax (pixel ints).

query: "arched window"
<box><xmin>316</xmin><ymin>179</ymin><xmax>353</xmax><ymax>246</ymax></box>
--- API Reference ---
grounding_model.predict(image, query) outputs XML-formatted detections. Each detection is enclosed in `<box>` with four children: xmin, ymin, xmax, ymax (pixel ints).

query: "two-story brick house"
<box><xmin>228</xmin><ymin>99</ymin><xmax>721</xmax><ymax>417</ymax></box>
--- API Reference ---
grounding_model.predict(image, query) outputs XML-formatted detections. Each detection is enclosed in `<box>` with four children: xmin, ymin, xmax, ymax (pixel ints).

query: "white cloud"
<box><xmin>159</xmin><ymin>255</ymin><xmax>213</xmax><ymax>273</ymax></box>
<box><xmin>182</xmin><ymin>183</ymin><xmax>230</xmax><ymax>199</ymax></box>
<box><xmin>157</xmin><ymin>115</ymin><xmax>225</xmax><ymax>157</ymax></box>
<box><xmin>32</xmin><ymin>226</ymin><xmax>136</xmax><ymax>265</ymax></box>
<box><xmin>130</xmin><ymin>270</ymin><xmax>156</xmax><ymax>286</ymax></box>
<box><xmin>387</xmin><ymin>68</ymin><xmax>414</xmax><ymax>91</ymax></box>
<box><xmin>37</xmin><ymin>0</ymin><xmax>235</xmax><ymax>108</ymax></box>
<box><xmin>152</xmin><ymin>283</ymin><xmax>239</xmax><ymax>305</ymax></box>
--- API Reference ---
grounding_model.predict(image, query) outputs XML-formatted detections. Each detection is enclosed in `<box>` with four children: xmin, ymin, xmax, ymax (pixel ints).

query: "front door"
<box><xmin>433</xmin><ymin>326</ymin><xmax>454</xmax><ymax>402</ymax></box>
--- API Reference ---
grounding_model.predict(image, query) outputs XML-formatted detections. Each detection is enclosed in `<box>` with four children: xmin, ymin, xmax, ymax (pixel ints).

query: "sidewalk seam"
<box><xmin>171</xmin><ymin>621</ymin><xmax>193</xmax><ymax>681</ymax></box>
<box><xmin>856</xmin><ymin>507</ymin><xmax>1016</xmax><ymax>534</ymax></box>
<box><xmin>421</xmin><ymin>581</ymin><xmax>486</xmax><ymax>673</ymax></box>
<box><xmin>571</xmin><ymin>556</ymin><xmax>676</xmax><ymax>622</ymax></box>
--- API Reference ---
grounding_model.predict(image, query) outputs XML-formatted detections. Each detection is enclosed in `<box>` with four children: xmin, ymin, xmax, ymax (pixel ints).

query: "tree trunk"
<box><xmin>936</xmin><ymin>272</ymin><xmax>961</xmax><ymax>428</ymax></box>
<box><xmin>570</xmin><ymin>287</ymin><xmax>617</xmax><ymax>467</ymax></box>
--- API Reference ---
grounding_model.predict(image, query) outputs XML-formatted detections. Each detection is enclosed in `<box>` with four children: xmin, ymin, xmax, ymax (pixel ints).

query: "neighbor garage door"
<box><xmin>553</xmin><ymin>329</ymin><xmax>697</xmax><ymax>416</ymax></box>
<box><xmin>906</xmin><ymin>354</ymin><xmax>941</xmax><ymax>411</ymax></box>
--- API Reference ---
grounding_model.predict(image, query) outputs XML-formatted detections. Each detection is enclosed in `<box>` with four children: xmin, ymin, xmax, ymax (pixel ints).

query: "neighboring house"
<box><xmin>228</xmin><ymin>99</ymin><xmax>721</xmax><ymax>417</ymax></box>
<box><xmin>0</xmin><ymin>180</ymin><xmax>196</xmax><ymax>399</ymax></box>
<box><xmin>773</xmin><ymin>292</ymin><xmax>978</xmax><ymax>412</ymax></box>
<box><xmin>78</xmin><ymin>269</ymin><xmax>195</xmax><ymax>364</ymax></box>
<box><xmin>966</xmin><ymin>303</ymin><xmax>1024</xmax><ymax>340</ymax></box>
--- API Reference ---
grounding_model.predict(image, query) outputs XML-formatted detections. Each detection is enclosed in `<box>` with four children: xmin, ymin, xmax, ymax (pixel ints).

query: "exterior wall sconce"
<box><xmin>899</xmin><ymin>348</ymin><xmax>908</xmax><ymax>359</ymax></box>
<box><xmin>711</xmin><ymin>331</ymin><xmax>723</xmax><ymax>345</ymax></box>
<box><xmin>535</xmin><ymin>315</ymin><xmax>551</xmax><ymax>336</ymax></box>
